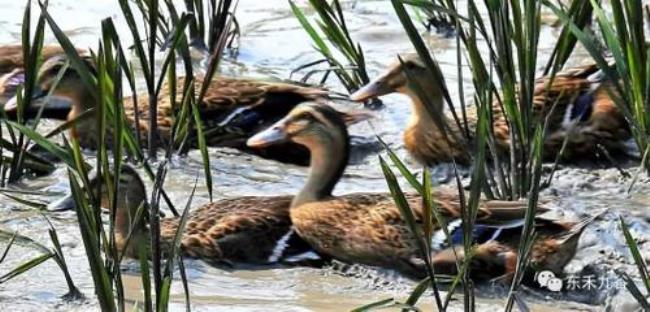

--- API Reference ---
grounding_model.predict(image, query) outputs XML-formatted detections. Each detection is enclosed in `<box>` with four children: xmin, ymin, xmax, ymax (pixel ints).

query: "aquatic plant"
<box><xmin>3</xmin><ymin>0</ymin><xmax>234</xmax><ymax>309</ymax></box>
<box><xmin>1</xmin><ymin>0</ymin><xmax>649</xmax><ymax>311</ymax></box>
<box><xmin>0</xmin><ymin>218</ymin><xmax>82</xmax><ymax>300</ymax></box>
<box><xmin>0</xmin><ymin>4</ymin><xmax>87</xmax><ymax>295</ymax></box>
<box><xmin>0</xmin><ymin>0</ymin><xmax>60</xmax><ymax>183</ymax></box>
<box><xmin>132</xmin><ymin>0</ymin><xmax>237</xmax><ymax>53</ymax></box>
<box><xmin>619</xmin><ymin>217</ymin><xmax>650</xmax><ymax>309</ymax></box>
<box><xmin>289</xmin><ymin>0</ymin><xmax>381</xmax><ymax>108</ymax></box>
<box><xmin>127</xmin><ymin>0</ymin><xmax>237</xmax><ymax>201</ymax></box>
<box><xmin>358</xmin><ymin>0</ymin><xmax>595</xmax><ymax>310</ymax></box>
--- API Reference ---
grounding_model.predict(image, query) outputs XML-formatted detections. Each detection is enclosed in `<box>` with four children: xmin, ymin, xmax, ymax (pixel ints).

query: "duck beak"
<box><xmin>47</xmin><ymin>168</ymin><xmax>101</xmax><ymax>212</ymax></box>
<box><xmin>5</xmin><ymin>88</ymin><xmax>72</xmax><ymax>119</ymax></box>
<box><xmin>5</xmin><ymin>86</ymin><xmax>47</xmax><ymax>112</ymax></box>
<box><xmin>47</xmin><ymin>192</ymin><xmax>76</xmax><ymax>211</ymax></box>
<box><xmin>350</xmin><ymin>74</ymin><xmax>394</xmax><ymax>102</ymax></box>
<box><xmin>4</xmin><ymin>96</ymin><xmax>18</xmax><ymax>115</ymax></box>
<box><xmin>247</xmin><ymin>120</ymin><xmax>288</xmax><ymax>148</ymax></box>
<box><xmin>342</xmin><ymin>110</ymin><xmax>374</xmax><ymax>125</ymax></box>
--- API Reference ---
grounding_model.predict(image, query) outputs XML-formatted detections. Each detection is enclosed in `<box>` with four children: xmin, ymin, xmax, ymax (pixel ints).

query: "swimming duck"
<box><xmin>50</xmin><ymin>164</ymin><xmax>321</xmax><ymax>265</ymax></box>
<box><xmin>0</xmin><ymin>44</ymin><xmax>76</xmax><ymax>113</ymax></box>
<box><xmin>246</xmin><ymin>101</ymin><xmax>597</xmax><ymax>280</ymax></box>
<box><xmin>350</xmin><ymin>54</ymin><xmax>632</xmax><ymax>166</ymax></box>
<box><xmin>5</xmin><ymin>54</ymin><xmax>371</xmax><ymax>165</ymax></box>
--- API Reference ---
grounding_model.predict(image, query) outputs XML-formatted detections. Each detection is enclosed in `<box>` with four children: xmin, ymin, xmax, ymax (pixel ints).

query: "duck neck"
<box><xmin>111</xmin><ymin>186</ymin><xmax>150</xmax><ymax>245</ymax></box>
<box><xmin>291</xmin><ymin>130</ymin><xmax>349</xmax><ymax>208</ymax></box>
<box><xmin>402</xmin><ymin>86</ymin><xmax>447</xmax><ymax>133</ymax></box>
<box><xmin>115</xmin><ymin>201</ymin><xmax>145</xmax><ymax>234</ymax></box>
<box><xmin>66</xmin><ymin>87</ymin><xmax>101</xmax><ymax>144</ymax></box>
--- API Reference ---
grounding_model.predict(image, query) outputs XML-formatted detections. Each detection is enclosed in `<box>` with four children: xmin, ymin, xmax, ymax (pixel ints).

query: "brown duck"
<box><xmin>247</xmin><ymin>101</ymin><xmax>598</xmax><ymax>280</ymax></box>
<box><xmin>0</xmin><ymin>44</ymin><xmax>77</xmax><ymax>111</ymax></box>
<box><xmin>350</xmin><ymin>54</ymin><xmax>632</xmax><ymax>166</ymax></box>
<box><xmin>6</xmin><ymin>54</ymin><xmax>370</xmax><ymax>165</ymax></box>
<box><xmin>50</xmin><ymin>164</ymin><xmax>321</xmax><ymax>265</ymax></box>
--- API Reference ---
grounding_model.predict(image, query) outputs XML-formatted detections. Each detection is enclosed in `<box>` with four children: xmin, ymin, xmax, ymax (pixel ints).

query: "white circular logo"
<box><xmin>536</xmin><ymin>270</ymin><xmax>563</xmax><ymax>292</ymax></box>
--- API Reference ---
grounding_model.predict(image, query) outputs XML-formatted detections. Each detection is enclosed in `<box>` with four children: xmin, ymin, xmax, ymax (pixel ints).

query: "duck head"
<box><xmin>351</xmin><ymin>53</ymin><xmax>447</xmax><ymax>119</ymax></box>
<box><xmin>247</xmin><ymin>102</ymin><xmax>350</xmax><ymax>149</ymax></box>
<box><xmin>4</xmin><ymin>54</ymin><xmax>94</xmax><ymax>120</ymax></box>
<box><xmin>350</xmin><ymin>54</ymin><xmax>433</xmax><ymax>99</ymax></box>
<box><xmin>247</xmin><ymin>102</ymin><xmax>353</xmax><ymax>207</ymax></box>
<box><xmin>48</xmin><ymin>165</ymin><xmax>149</xmax><ymax>257</ymax></box>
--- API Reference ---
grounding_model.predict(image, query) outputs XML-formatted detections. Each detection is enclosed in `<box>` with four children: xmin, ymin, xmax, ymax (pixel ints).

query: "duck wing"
<box><xmin>488</xmin><ymin>63</ymin><xmax>631</xmax><ymax>160</ymax></box>
<box><xmin>160</xmin><ymin>195</ymin><xmax>316</xmax><ymax>265</ymax></box>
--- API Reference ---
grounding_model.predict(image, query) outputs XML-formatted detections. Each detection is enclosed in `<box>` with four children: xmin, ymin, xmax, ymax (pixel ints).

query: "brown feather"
<box><xmin>0</xmin><ymin>44</ymin><xmax>72</xmax><ymax>74</ymax></box>
<box><xmin>407</xmin><ymin>72</ymin><xmax>631</xmax><ymax>165</ymax></box>
<box><xmin>270</xmin><ymin>102</ymin><xmax>593</xmax><ymax>281</ymax></box>
<box><xmin>149</xmin><ymin>196</ymin><xmax>297</xmax><ymax>263</ymax></box>
<box><xmin>360</xmin><ymin>56</ymin><xmax>632</xmax><ymax>165</ymax></box>
<box><xmin>64</xmin><ymin>73</ymin><xmax>360</xmax><ymax>165</ymax></box>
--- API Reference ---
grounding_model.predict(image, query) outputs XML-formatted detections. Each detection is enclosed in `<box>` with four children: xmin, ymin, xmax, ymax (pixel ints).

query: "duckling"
<box><xmin>51</xmin><ymin>164</ymin><xmax>321</xmax><ymax>265</ymax></box>
<box><xmin>246</xmin><ymin>102</ymin><xmax>597</xmax><ymax>280</ymax></box>
<box><xmin>6</xmin><ymin>54</ymin><xmax>371</xmax><ymax>165</ymax></box>
<box><xmin>0</xmin><ymin>44</ymin><xmax>76</xmax><ymax>113</ymax></box>
<box><xmin>350</xmin><ymin>54</ymin><xmax>632</xmax><ymax>166</ymax></box>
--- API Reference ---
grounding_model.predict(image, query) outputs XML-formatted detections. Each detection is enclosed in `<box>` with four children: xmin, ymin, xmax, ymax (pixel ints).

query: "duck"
<box><xmin>0</xmin><ymin>44</ymin><xmax>77</xmax><ymax>113</ymax></box>
<box><xmin>246</xmin><ymin>101</ymin><xmax>598</xmax><ymax>281</ymax></box>
<box><xmin>349</xmin><ymin>54</ymin><xmax>632</xmax><ymax>166</ymax></box>
<box><xmin>49</xmin><ymin>164</ymin><xmax>322</xmax><ymax>266</ymax></box>
<box><xmin>5</xmin><ymin>54</ymin><xmax>371</xmax><ymax>165</ymax></box>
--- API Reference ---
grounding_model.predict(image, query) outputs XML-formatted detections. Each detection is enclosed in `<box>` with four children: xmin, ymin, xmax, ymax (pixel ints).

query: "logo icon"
<box><xmin>536</xmin><ymin>270</ymin><xmax>563</xmax><ymax>292</ymax></box>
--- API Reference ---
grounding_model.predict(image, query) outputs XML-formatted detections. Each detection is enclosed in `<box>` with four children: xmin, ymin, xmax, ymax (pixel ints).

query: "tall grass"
<box><xmin>0</xmin><ymin>0</ymin><xmax>59</xmax><ymax>183</ymax></box>
<box><xmin>129</xmin><ymin>0</ymin><xmax>237</xmax><ymax>201</ymax></box>
<box><xmin>2</xmin><ymin>0</ymin><xmax>649</xmax><ymax>311</ymax></box>
<box><xmin>619</xmin><ymin>217</ymin><xmax>650</xmax><ymax>309</ymax></box>
<box><xmin>290</xmin><ymin>0</ymin><xmax>381</xmax><ymax>108</ymax></box>
<box><xmin>0</xmin><ymin>218</ymin><xmax>82</xmax><ymax>300</ymax></box>
<box><xmin>34</xmin><ymin>9</ymin><xmax>196</xmax><ymax>309</ymax></box>
<box><xmin>358</xmin><ymin>0</ymin><xmax>595</xmax><ymax>310</ymax></box>
<box><xmin>133</xmin><ymin>0</ymin><xmax>236</xmax><ymax>53</ymax></box>
<box><xmin>2</xmin><ymin>0</ymin><xmax>234</xmax><ymax>309</ymax></box>
<box><xmin>0</xmin><ymin>3</ymin><xmax>83</xmax><ymax>299</ymax></box>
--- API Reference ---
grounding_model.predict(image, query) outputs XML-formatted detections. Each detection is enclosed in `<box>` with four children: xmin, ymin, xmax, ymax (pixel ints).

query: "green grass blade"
<box><xmin>379</xmin><ymin>155</ymin><xmax>443</xmax><ymax>310</ymax></box>
<box><xmin>620</xmin><ymin>217</ymin><xmax>650</xmax><ymax>294</ymax></box>
<box><xmin>5</xmin><ymin>121</ymin><xmax>78</xmax><ymax>168</ymax></box>
<box><xmin>350</xmin><ymin>298</ymin><xmax>396</xmax><ymax>312</ymax></box>
<box><xmin>0</xmin><ymin>253</ymin><xmax>54</xmax><ymax>284</ymax></box>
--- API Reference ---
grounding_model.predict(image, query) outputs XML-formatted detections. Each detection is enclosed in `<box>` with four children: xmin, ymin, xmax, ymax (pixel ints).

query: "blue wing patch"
<box><xmin>449</xmin><ymin>225</ymin><xmax>504</xmax><ymax>246</ymax></box>
<box><xmin>570</xmin><ymin>92</ymin><xmax>594</xmax><ymax>122</ymax></box>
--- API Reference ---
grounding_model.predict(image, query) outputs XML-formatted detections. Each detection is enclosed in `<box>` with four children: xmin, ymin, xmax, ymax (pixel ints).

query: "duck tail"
<box><xmin>555</xmin><ymin>208</ymin><xmax>607</xmax><ymax>245</ymax></box>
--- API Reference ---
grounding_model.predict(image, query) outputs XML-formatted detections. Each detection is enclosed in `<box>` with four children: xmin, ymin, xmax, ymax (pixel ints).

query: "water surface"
<box><xmin>0</xmin><ymin>1</ymin><xmax>648</xmax><ymax>311</ymax></box>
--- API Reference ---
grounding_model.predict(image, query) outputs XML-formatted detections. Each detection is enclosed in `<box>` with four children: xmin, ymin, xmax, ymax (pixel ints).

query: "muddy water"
<box><xmin>0</xmin><ymin>0</ymin><xmax>648</xmax><ymax>311</ymax></box>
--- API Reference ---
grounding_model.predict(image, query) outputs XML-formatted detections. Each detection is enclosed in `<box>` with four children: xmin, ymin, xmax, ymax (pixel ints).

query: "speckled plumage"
<box><xmin>292</xmin><ymin>191</ymin><xmax>592</xmax><ymax>279</ymax></box>
<box><xmin>19</xmin><ymin>55</ymin><xmax>369</xmax><ymax>165</ymax></box>
<box><xmin>352</xmin><ymin>56</ymin><xmax>632</xmax><ymax>166</ymax></box>
<box><xmin>248</xmin><ymin>102</ymin><xmax>598</xmax><ymax>281</ymax></box>
<box><xmin>157</xmin><ymin>196</ymin><xmax>301</xmax><ymax>263</ymax></box>
<box><xmin>98</xmin><ymin>166</ymin><xmax>314</xmax><ymax>265</ymax></box>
